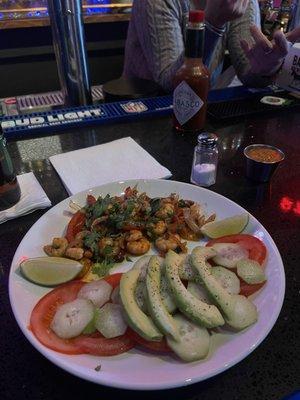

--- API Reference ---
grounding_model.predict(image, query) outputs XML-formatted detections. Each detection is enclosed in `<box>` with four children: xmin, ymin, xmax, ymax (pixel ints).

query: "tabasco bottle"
<box><xmin>173</xmin><ymin>10</ymin><xmax>210</xmax><ymax>133</ymax></box>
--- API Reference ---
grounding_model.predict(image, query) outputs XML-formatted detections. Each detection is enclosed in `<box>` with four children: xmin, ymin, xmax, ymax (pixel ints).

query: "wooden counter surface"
<box><xmin>0</xmin><ymin>13</ymin><xmax>131</xmax><ymax>30</ymax></box>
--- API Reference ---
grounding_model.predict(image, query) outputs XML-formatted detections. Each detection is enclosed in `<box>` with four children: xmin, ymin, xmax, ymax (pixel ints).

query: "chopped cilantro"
<box><xmin>85</xmin><ymin>195</ymin><xmax>111</xmax><ymax>227</ymax></box>
<box><xmin>150</xmin><ymin>198</ymin><xmax>161</xmax><ymax>215</ymax></box>
<box><xmin>84</xmin><ymin>231</ymin><xmax>101</xmax><ymax>256</ymax></box>
<box><xmin>178</xmin><ymin>199</ymin><xmax>187</xmax><ymax>208</ymax></box>
<box><xmin>108</xmin><ymin>213</ymin><xmax>125</xmax><ymax>229</ymax></box>
<box><xmin>125</xmin><ymin>199</ymin><xmax>135</xmax><ymax>215</ymax></box>
<box><xmin>103</xmin><ymin>245</ymin><xmax>113</xmax><ymax>257</ymax></box>
<box><xmin>92</xmin><ymin>259</ymin><xmax>115</xmax><ymax>277</ymax></box>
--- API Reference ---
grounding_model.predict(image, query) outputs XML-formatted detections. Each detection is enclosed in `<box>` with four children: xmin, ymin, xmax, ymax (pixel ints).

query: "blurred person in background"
<box><xmin>124</xmin><ymin>0</ymin><xmax>300</xmax><ymax>91</ymax></box>
<box><xmin>291</xmin><ymin>0</ymin><xmax>300</xmax><ymax>30</ymax></box>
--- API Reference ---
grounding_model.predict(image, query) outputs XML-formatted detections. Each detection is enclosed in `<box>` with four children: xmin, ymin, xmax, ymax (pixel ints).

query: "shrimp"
<box><xmin>43</xmin><ymin>237</ymin><xmax>68</xmax><ymax>257</ymax></box>
<box><xmin>155</xmin><ymin>203</ymin><xmax>175</xmax><ymax>219</ymax></box>
<box><xmin>83</xmin><ymin>250</ymin><xmax>93</xmax><ymax>259</ymax></box>
<box><xmin>125</xmin><ymin>230</ymin><xmax>143</xmax><ymax>242</ymax></box>
<box><xmin>98</xmin><ymin>237</ymin><xmax>114</xmax><ymax>252</ymax></box>
<box><xmin>179</xmin><ymin>225</ymin><xmax>201</xmax><ymax>241</ymax></box>
<box><xmin>126</xmin><ymin>237</ymin><xmax>150</xmax><ymax>256</ymax></box>
<box><xmin>183</xmin><ymin>204</ymin><xmax>216</xmax><ymax>234</ymax></box>
<box><xmin>147</xmin><ymin>220</ymin><xmax>167</xmax><ymax>237</ymax></box>
<box><xmin>67</xmin><ymin>230</ymin><xmax>90</xmax><ymax>249</ymax></box>
<box><xmin>155</xmin><ymin>233</ymin><xmax>187</xmax><ymax>254</ymax></box>
<box><xmin>65</xmin><ymin>247</ymin><xmax>84</xmax><ymax>260</ymax></box>
<box><xmin>124</xmin><ymin>230</ymin><xmax>150</xmax><ymax>256</ymax></box>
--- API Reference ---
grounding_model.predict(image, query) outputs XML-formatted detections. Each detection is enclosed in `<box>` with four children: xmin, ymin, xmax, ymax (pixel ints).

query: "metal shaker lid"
<box><xmin>197</xmin><ymin>132</ymin><xmax>218</xmax><ymax>147</ymax></box>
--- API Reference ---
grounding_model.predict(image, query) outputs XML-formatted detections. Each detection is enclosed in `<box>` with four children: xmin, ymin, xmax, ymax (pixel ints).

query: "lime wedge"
<box><xmin>201</xmin><ymin>214</ymin><xmax>249</xmax><ymax>239</ymax></box>
<box><xmin>20</xmin><ymin>257</ymin><xmax>83</xmax><ymax>287</ymax></box>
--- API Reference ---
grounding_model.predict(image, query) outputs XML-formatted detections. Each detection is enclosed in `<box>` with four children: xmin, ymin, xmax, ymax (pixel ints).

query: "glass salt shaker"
<box><xmin>190</xmin><ymin>132</ymin><xmax>218</xmax><ymax>187</ymax></box>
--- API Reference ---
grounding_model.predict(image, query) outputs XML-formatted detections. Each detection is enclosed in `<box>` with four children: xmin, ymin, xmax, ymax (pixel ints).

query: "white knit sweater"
<box><xmin>124</xmin><ymin>0</ymin><xmax>262</xmax><ymax>91</ymax></box>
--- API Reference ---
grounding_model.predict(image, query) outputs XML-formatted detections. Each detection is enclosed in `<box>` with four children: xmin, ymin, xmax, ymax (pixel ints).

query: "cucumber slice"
<box><xmin>20</xmin><ymin>257</ymin><xmax>83</xmax><ymax>287</ymax></box>
<box><xmin>111</xmin><ymin>286</ymin><xmax>121</xmax><ymax>304</ymax></box>
<box><xmin>187</xmin><ymin>281</ymin><xmax>212</xmax><ymax>304</ymax></box>
<box><xmin>94</xmin><ymin>303</ymin><xmax>128</xmax><ymax>339</ymax></box>
<box><xmin>77</xmin><ymin>280</ymin><xmax>113</xmax><ymax>307</ymax></box>
<box><xmin>82</xmin><ymin>316</ymin><xmax>97</xmax><ymax>335</ymax></box>
<box><xmin>166</xmin><ymin>314</ymin><xmax>210</xmax><ymax>362</ymax></box>
<box><xmin>236</xmin><ymin>259</ymin><xmax>266</xmax><ymax>284</ymax></box>
<box><xmin>50</xmin><ymin>299</ymin><xmax>94</xmax><ymax>339</ymax></box>
<box><xmin>225</xmin><ymin>295</ymin><xmax>258</xmax><ymax>330</ymax></box>
<box><xmin>201</xmin><ymin>214</ymin><xmax>249</xmax><ymax>239</ymax></box>
<box><xmin>212</xmin><ymin>243</ymin><xmax>249</xmax><ymax>269</ymax></box>
<box><xmin>211</xmin><ymin>266</ymin><xmax>240</xmax><ymax>295</ymax></box>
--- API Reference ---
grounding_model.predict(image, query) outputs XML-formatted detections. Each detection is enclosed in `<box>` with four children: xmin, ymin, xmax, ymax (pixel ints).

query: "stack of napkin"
<box><xmin>50</xmin><ymin>137</ymin><xmax>172</xmax><ymax>195</ymax></box>
<box><xmin>0</xmin><ymin>172</ymin><xmax>51</xmax><ymax>224</ymax></box>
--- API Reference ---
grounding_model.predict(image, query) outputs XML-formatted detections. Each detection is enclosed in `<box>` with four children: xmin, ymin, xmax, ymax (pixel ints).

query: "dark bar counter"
<box><xmin>1</xmin><ymin>111</ymin><xmax>300</xmax><ymax>399</ymax></box>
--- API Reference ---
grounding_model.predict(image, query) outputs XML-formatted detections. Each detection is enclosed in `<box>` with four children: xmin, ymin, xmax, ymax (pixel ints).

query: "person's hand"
<box><xmin>204</xmin><ymin>0</ymin><xmax>249</xmax><ymax>28</ymax></box>
<box><xmin>241</xmin><ymin>25</ymin><xmax>300</xmax><ymax>77</ymax></box>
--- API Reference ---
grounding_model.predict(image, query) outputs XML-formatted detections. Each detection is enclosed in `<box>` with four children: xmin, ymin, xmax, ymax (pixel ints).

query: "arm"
<box><xmin>227</xmin><ymin>0</ymin><xmax>272</xmax><ymax>87</ymax></box>
<box><xmin>132</xmin><ymin>0</ymin><xmax>222</xmax><ymax>92</ymax></box>
<box><xmin>131</xmin><ymin>0</ymin><xmax>184</xmax><ymax>92</ymax></box>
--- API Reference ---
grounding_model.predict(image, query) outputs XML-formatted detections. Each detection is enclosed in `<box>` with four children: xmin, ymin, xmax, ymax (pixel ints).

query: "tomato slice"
<box><xmin>206</xmin><ymin>234</ymin><xmax>267</xmax><ymax>296</ymax></box>
<box><xmin>86</xmin><ymin>194</ymin><xmax>96</xmax><ymax>206</ymax></box>
<box><xmin>127</xmin><ymin>328</ymin><xmax>171</xmax><ymax>353</ymax></box>
<box><xmin>65</xmin><ymin>211</ymin><xmax>86</xmax><ymax>243</ymax></box>
<box><xmin>73</xmin><ymin>331</ymin><xmax>135</xmax><ymax>356</ymax></box>
<box><xmin>239</xmin><ymin>281</ymin><xmax>266</xmax><ymax>297</ymax></box>
<box><xmin>104</xmin><ymin>273</ymin><xmax>123</xmax><ymax>289</ymax></box>
<box><xmin>30</xmin><ymin>281</ymin><xmax>85</xmax><ymax>355</ymax></box>
<box><xmin>30</xmin><ymin>274</ymin><xmax>135</xmax><ymax>356</ymax></box>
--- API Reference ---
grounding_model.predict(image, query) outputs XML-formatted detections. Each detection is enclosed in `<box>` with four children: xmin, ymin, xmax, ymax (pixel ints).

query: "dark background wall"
<box><xmin>0</xmin><ymin>21</ymin><xmax>129</xmax><ymax>98</ymax></box>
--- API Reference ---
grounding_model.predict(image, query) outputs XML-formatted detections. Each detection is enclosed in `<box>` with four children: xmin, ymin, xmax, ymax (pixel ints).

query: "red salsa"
<box><xmin>247</xmin><ymin>147</ymin><xmax>283</xmax><ymax>163</ymax></box>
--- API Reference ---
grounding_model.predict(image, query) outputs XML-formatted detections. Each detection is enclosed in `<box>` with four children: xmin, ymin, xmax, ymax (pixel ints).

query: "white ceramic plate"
<box><xmin>9</xmin><ymin>179</ymin><xmax>285</xmax><ymax>390</ymax></box>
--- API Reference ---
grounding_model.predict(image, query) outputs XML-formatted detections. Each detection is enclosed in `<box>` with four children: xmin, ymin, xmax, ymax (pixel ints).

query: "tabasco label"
<box><xmin>173</xmin><ymin>81</ymin><xmax>204</xmax><ymax>126</ymax></box>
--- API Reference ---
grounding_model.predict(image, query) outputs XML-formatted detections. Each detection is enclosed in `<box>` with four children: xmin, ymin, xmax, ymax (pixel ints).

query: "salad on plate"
<box><xmin>20</xmin><ymin>187</ymin><xmax>268</xmax><ymax>363</ymax></box>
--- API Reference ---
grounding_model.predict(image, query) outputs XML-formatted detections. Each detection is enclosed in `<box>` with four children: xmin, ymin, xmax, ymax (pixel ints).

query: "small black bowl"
<box><xmin>244</xmin><ymin>144</ymin><xmax>285</xmax><ymax>183</ymax></box>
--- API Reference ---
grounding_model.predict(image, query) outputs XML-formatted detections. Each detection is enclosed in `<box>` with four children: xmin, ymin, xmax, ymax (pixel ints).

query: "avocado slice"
<box><xmin>146</xmin><ymin>256</ymin><xmax>180</xmax><ymax>341</ymax></box>
<box><xmin>191</xmin><ymin>247</ymin><xmax>258</xmax><ymax>330</ymax></box>
<box><xmin>165</xmin><ymin>250</ymin><xmax>225</xmax><ymax>328</ymax></box>
<box><xmin>120</xmin><ymin>269</ymin><xmax>163</xmax><ymax>341</ymax></box>
<box><xmin>178</xmin><ymin>253</ymin><xmax>214</xmax><ymax>283</ymax></box>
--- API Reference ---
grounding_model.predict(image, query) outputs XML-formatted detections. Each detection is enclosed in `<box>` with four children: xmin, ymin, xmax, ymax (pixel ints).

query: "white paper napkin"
<box><xmin>49</xmin><ymin>137</ymin><xmax>172</xmax><ymax>195</ymax></box>
<box><xmin>0</xmin><ymin>172</ymin><xmax>52</xmax><ymax>224</ymax></box>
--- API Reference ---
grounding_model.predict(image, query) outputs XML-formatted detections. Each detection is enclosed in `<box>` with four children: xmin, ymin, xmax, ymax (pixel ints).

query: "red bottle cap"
<box><xmin>4</xmin><ymin>98</ymin><xmax>17</xmax><ymax>105</ymax></box>
<box><xmin>189</xmin><ymin>10</ymin><xmax>205</xmax><ymax>23</ymax></box>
